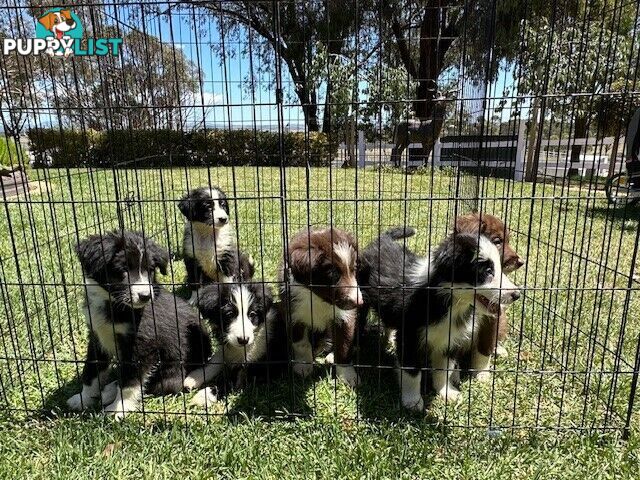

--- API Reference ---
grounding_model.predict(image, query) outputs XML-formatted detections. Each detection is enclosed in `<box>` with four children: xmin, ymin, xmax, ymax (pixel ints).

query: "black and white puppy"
<box><xmin>183</xmin><ymin>281</ymin><xmax>286</xmax><ymax>391</ymax></box>
<box><xmin>67</xmin><ymin>231</ymin><xmax>212</xmax><ymax>419</ymax></box>
<box><xmin>178</xmin><ymin>186</ymin><xmax>254</xmax><ymax>305</ymax></box>
<box><xmin>279</xmin><ymin>227</ymin><xmax>363</xmax><ymax>387</ymax></box>
<box><xmin>358</xmin><ymin>228</ymin><xmax>521</xmax><ymax>411</ymax></box>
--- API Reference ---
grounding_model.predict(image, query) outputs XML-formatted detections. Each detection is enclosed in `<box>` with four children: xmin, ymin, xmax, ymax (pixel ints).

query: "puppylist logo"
<box><xmin>2</xmin><ymin>8</ymin><xmax>122</xmax><ymax>57</ymax></box>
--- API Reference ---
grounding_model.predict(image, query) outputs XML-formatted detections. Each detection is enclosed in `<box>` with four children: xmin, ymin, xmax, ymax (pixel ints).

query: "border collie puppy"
<box><xmin>279</xmin><ymin>227</ymin><xmax>362</xmax><ymax>387</ymax></box>
<box><xmin>183</xmin><ymin>281</ymin><xmax>286</xmax><ymax>391</ymax></box>
<box><xmin>67</xmin><ymin>231</ymin><xmax>212</xmax><ymax>419</ymax></box>
<box><xmin>453</xmin><ymin>213</ymin><xmax>525</xmax><ymax>377</ymax></box>
<box><xmin>358</xmin><ymin>229</ymin><xmax>521</xmax><ymax>411</ymax></box>
<box><xmin>179</xmin><ymin>186</ymin><xmax>254</xmax><ymax>304</ymax></box>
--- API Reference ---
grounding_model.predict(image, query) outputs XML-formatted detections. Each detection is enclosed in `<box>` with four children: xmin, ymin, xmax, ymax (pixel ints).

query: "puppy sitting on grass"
<box><xmin>67</xmin><ymin>230</ymin><xmax>211</xmax><ymax>419</ymax></box>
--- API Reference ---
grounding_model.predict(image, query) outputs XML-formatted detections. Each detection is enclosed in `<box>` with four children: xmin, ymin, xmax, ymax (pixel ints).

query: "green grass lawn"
<box><xmin>0</xmin><ymin>166</ymin><xmax>639</xmax><ymax>478</ymax></box>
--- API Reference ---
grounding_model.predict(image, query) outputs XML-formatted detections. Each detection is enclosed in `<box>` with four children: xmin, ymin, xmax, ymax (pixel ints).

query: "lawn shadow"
<box><xmin>36</xmin><ymin>378</ymin><xmax>82</xmax><ymax>420</ymax></box>
<box><xmin>199</xmin><ymin>362</ymin><xmax>316</xmax><ymax>421</ymax></box>
<box><xmin>351</xmin><ymin>328</ymin><xmax>442</xmax><ymax>425</ymax></box>
<box><xmin>588</xmin><ymin>205</ymin><xmax>640</xmax><ymax>224</ymax></box>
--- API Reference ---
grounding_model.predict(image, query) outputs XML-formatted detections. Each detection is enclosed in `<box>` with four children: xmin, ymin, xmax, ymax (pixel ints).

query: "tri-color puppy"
<box><xmin>178</xmin><ymin>186</ymin><xmax>254</xmax><ymax>305</ymax></box>
<box><xmin>453</xmin><ymin>213</ymin><xmax>525</xmax><ymax>377</ymax></box>
<box><xmin>67</xmin><ymin>231</ymin><xmax>211</xmax><ymax>419</ymax></box>
<box><xmin>183</xmin><ymin>281</ymin><xmax>286</xmax><ymax>392</ymax></box>
<box><xmin>279</xmin><ymin>227</ymin><xmax>362</xmax><ymax>387</ymax></box>
<box><xmin>358</xmin><ymin>228</ymin><xmax>521</xmax><ymax>411</ymax></box>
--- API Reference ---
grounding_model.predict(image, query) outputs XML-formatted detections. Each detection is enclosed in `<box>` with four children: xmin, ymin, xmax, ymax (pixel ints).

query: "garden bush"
<box><xmin>0</xmin><ymin>136</ymin><xmax>27</xmax><ymax>167</ymax></box>
<box><xmin>27</xmin><ymin>128</ymin><xmax>335</xmax><ymax>168</ymax></box>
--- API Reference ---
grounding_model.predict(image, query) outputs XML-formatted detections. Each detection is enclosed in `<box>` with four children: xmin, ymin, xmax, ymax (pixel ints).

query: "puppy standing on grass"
<box><xmin>178</xmin><ymin>186</ymin><xmax>254</xmax><ymax>305</ymax></box>
<box><xmin>67</xmin><ymin>231</ymin><xmax>211</xmax><ymax>419</ymax></box>
<box><xmin>280</xmin><ymin>227</ymin><xmax>363</xmax><ymax>387</ymax></box>
<box><xmin>453</xmin><ymin>213</ymin><xmax>525</xmax><ymax>378</ymax></box>
<box><xmin>358</xmin><ymin>229</ymin><xmax>521</xmax><ymax>411</ymax></box>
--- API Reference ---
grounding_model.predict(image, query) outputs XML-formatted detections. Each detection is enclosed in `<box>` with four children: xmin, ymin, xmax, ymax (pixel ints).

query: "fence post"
<box><xmin>607</xmin><ymin>134</ymin><xmax>623</xmax><ymax>178</ymax></box>
<box><xmin>433</xmin><ymin>138</ymin><xmax>442</xmax><ymax>168</ymax></box>
<box><xmin>357</xmin><ymin>131</ymin><xmax>366</xmax><ymax>168</ymax></box>
<box><xmin>514</xmin><ymin>120</ymin><xmax>526</xmax><ymax>181</ymax></box>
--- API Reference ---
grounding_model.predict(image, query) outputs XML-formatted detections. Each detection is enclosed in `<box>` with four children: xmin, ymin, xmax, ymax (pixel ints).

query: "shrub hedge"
<box><xmin>27</xmin><ymin>128</ymin><xmax>335</xmax><ymax>168</ymax></box>
<box><xmin>0</xmin><ymin>136</ymin><xmax>27</xmax><ymax>167</ymax></box>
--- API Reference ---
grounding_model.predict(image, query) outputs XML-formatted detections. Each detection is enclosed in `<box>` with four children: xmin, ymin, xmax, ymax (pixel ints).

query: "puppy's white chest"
<box><xmin>83</xmin><ymin>299</ymin><xmax>130</xmax><ymax>357</ymax></box>
<box><xmin>194</xmin><ymin>234</ymin><xmax>219</xmax><ymax>278</ymax></box>
<box><xmin>289</xmin><ymin>284</ymin><xmax>349</xmax><ymax>331</ymax></box>
<box><xmin>184</xmin><ymin>223</ymin><xmax>232</xmax><ymax>279</ymax></box>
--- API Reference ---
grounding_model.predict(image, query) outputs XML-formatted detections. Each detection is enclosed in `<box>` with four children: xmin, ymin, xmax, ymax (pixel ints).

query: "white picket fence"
<box><xmin>338</xmin><ymin>122</ymin><xmax>624</xmax><ymax>181</ymax></box>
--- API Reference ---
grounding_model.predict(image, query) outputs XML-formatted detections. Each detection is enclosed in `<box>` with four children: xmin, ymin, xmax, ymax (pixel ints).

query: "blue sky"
<box><xmin>107</xmin><ymin>4</ymin><xmax>517</xmax><ymax>130</ymax></box>
<box><xmin>6</xmin><ymin>3</ymin><xmax>516</xmax><ymax>132</ymax></box>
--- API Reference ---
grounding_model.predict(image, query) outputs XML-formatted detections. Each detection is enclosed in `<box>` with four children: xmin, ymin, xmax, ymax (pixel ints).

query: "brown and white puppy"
<box><xmin>279</xmin><ymin>227</ymin><xmax>362</xmax><ymax>387</ymax></box>
<box><xmin>453</xmin><ymin>213</ymin><xmax>525</xmax><ymax>379</ymax></box>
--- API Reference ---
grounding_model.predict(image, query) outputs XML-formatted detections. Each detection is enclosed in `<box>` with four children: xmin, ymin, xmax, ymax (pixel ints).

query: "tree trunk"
<box><xmin>304</xmin><ymin>102</ymin><xmax>320</xmax><ymax>132</ymax></box>
<box><xmin>524</xmin><ymin>99</ymin><xmax>541</xmax><ymax>182</ymax></box>
<box><xmin>568</xmin><ymin>115</ymin><xmax>588</xmax><ymax>176</ymax></box>
<box><xmin>414</xmin><ymin>8</ymin><xmax>439</xmax><ymax>119</ymax></box>
<box><xmin>294</xmin><ymin>84</ymin><xmax>320</xmax><ymax>132</ymax></box>
<box><xmin>322</xmin><ymin>78</ymin><xmax>332</xmax><ymax>135</ymax></box>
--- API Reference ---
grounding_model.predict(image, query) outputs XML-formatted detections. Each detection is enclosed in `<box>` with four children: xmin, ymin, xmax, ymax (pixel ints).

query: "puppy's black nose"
<box><xmin>511</xmin><ymin>291</ymin><xmax>521</xmax><ymax>301</ymax></box>
<box><xmin>237</xmin><ymin>337</ymin><xmax>249</xmax><ymax>346</ymax></box>
<box><xmin>66</xmin><ymin>19</ymin><xmax>75</xmax><ymax>26</ymax></box>
<box><xmin>217</xmin><ymin>217</ymin><xmax>228</xmax><ymax>224</ymax></box>
<box><xmin>516</xmin><ymin>257</ymin><xmax>525</xmax><ymax>268</ymax></box>
<box><xmin>138</xmin><ymin>293</ymin><xmax>151</xmax><ymax>302</ymax></box>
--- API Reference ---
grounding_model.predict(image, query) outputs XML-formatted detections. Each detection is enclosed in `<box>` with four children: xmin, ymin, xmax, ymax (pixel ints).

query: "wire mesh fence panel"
<box><xmin>0</xmin><ymin>0</ymin><xmax>639</xmax><ymax>437</ymax></box>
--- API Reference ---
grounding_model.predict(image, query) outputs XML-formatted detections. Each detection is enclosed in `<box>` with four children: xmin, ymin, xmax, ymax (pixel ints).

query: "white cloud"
<box><xmin>200</xmin><ymin>92</ymin><xmax>223</xmax><ymax>106</ymax></box>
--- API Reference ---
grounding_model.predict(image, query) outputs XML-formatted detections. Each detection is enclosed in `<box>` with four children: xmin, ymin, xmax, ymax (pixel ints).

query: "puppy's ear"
<box><xmin>197</xmin><ymin>285</ymin><xmax>223</xmax><ymax>321</ymax></box>
<box><xmin>259</xmin><ymin>284</ymin><xmax>274</xmax><ymax>311</ymax></box>
<box><xmin>146</xmin><ymin>240</ymin><xmax>169</xmax><ymax>276</ymax></box>
<box><xmin>178</xmin><ymin>194</ymin><xmax>193</xmax><ymax>219</ymax></box>
<box><xmin>289</xmin><ymin>246</ymin><xmax>322</xmax><ymax>284</ymax></box>
<box><xmin>454</xmin><ymin>213</ymin><xmax>486</xmax><ymax>234</ymax></box>
<box><xmin>75</xmin><ymin>234</ymin><xmax>115</xmax><ymax>276</ymax></box>
<box><xmin>38</xmin><ymin>13</ymin><xmax>55</xmax><ymax>31</ymax></box>
<box><xmin>61</xmin><ymin>10</ymin><xmax>72</xmax><ymax>20</ymax></box>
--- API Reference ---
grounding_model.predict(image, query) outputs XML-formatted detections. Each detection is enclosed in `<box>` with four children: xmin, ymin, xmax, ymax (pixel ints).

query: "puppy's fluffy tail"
<box><xmin>382</xmin><ymin>226</ymin><xmax>416</xmax><ymax>240</ymax></box>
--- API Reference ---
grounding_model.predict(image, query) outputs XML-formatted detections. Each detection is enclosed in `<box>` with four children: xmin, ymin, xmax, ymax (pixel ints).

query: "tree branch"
<box><xmin>176</xmin><ymin>1</ymin><xmax>287</xmax><ymax>56</ymax></box>
<box><xmin>382</xmin><ymin>0</ymin><xmax>417</xmax><ymax>79</ymax></box>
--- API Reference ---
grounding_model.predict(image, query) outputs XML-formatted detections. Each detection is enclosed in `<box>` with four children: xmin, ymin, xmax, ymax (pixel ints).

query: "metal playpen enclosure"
<box><xmin>0</xmin><ymin>1</ymin><xmax>639</xmax><ymax>437</ymax></box>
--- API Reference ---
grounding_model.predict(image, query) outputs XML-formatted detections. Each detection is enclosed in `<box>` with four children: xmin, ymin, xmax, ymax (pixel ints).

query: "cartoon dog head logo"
<box><xmin>38</xmin><ymin>10</ymin><xmax>77</xmax><ymax>39</ymax></box>
<box><xmin>35</xmin><ymin>8</ymin><xmax>83</xmax><ymax>56</ymax></box>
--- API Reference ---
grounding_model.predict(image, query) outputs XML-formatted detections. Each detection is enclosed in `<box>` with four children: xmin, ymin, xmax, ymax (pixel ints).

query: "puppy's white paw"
<box><xmin>336</xmin><ymin>365</ymin><xmax>359</xmax><ymax>388</ymax></box>
<box><xmin>67</xmin><ymin>392</ymin><xmax>94</xmax><ymax>411</ymax></box>
<box><xmin>475</xmin><ymin>370</ymin><xmax>492</xmax><ymax>382</ymax></box>
<box><xmin>190</xmin><ymin>387</ymin><xmax>218</xmax><ymax>408</ymax></box>
<box><xmin>324</xmin><ymin>352</ymin><xmax>335</xmax><ymax>365</ymax></box>
<box><xmin>104</xmin><ymin>398</ymin><xmax>137</xmax><ymax>420</ymax></box>
<box><xmin>401</xmin><ymin>393</ymin><xmax>424</xmax><ymax>412</ymax></box>
<box><xmin>495</xmin><ymin>344</ymin><xmax>508</xmax><ymax>357</ymax></box>
<box><xmin>101</xmin><ymin>381</ymin><xmax>118</xmax><ymax>405</ymax></box>
<box><xmin>293</xmin><ymin>362</ymin><xmax>313</xmax><ymax>378</ymax></box>
<box><xmin>183</xmin><ymin>372</ymin><xmax>203</xmax><ymax>391</ymax></box>
<box><xmin>437</xmin><ymin>385</ymin><xmax>461</xmax><ymax>403</ymax></box>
